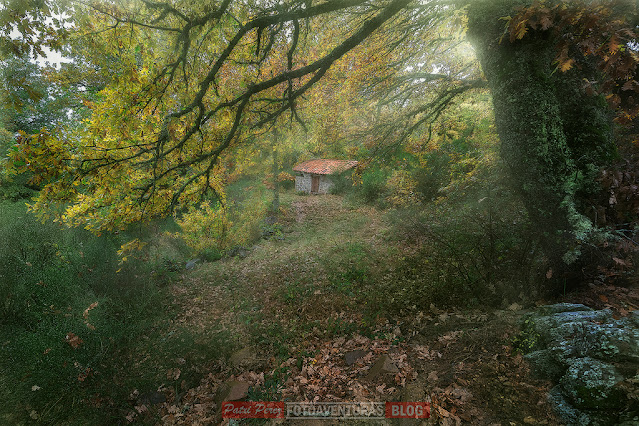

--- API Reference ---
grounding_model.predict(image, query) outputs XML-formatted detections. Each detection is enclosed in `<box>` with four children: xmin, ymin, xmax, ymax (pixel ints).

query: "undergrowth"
<box><xmin>0</xmin><ymin>201</ymin><xmax>229</xmax><ymax>424</ymax></box>
<box><xmin>366</xmin><ymin>169</ymin><xmax>542</xmax><ymax>315</ymax></box>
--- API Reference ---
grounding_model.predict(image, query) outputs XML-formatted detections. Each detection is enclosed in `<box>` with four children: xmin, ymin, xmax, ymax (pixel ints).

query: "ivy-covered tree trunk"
<box><xmin>466</xmin><ymin>0</ymin><xmax>616</xmax><ymax>278</ymax></box>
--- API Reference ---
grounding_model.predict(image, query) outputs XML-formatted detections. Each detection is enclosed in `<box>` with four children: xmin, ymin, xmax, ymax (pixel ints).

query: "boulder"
<box><xmin>366</xmin><ymin>355</ymin><xmax>399</xmax><ymax>381</ymax></box>
<box><xmin>524</xmin><ymin>349</ymin><xmax>566</xmax><ymax>381</ymax></box>
<box><xmin>214</xmin><ymin>380</ymin><xmax>250</xmax><ymax>407</ymax></box>
<box><xmin>560</xmin><ymin>357</ymin><xmax>624</xmax><ymax>410</ymax></box>
<box><xmin>185</xmin><ymin>258</ymin><xmax>200</xmax><ymax>270</ymax></box>
<box><xmin>517</xmin><ymin>303</ymin><xmax>639</xmax><ymax>425</ymax></box>
<box><xmin>344</xmin><ymin>350</ymin><xmax>368</xmax><ymax>366</ymax></box>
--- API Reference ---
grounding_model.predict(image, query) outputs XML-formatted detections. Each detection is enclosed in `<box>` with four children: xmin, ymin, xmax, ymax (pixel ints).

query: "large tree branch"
<box><xmin>135</xmin><ymin>0</ymin><xmax>413</xmax><ymax>205</ymax></box>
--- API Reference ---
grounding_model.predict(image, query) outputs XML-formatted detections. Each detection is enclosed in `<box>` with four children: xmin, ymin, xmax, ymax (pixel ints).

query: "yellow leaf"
<box><xmin>516</xmin><ymin>22</ymin><xmax>528</xmax><ymax>40</ymax></box>
<box><xmin>559</xmin><ymin>58</ymin><xmax>575</xmax><ymax>72</ymax></box>
<box><xmin>608</xmin><ymin>35</ymin><xmax>620</xmax><ymax>54</ymax></box>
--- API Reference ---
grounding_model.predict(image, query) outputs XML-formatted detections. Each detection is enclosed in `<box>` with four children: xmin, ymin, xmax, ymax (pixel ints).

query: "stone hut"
<box><xmin>293</xmin><ymin>159</ymin><xmax>358</xmax><ymax>194</ymax></box>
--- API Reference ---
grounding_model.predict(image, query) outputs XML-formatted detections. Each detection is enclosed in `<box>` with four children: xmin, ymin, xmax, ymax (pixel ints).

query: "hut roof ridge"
<box><xmin>292</xmin><ymin>159</ymin><xmax>358</xmax><ymax>175</ymax></box>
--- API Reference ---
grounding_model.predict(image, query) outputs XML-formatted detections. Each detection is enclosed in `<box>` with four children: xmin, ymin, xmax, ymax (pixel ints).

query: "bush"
<box><xmin>412</xmin><ymin>151</ymin><xmax>451</xmax><ymax>201</ymax></box>
<box><xmin>0</xmin><ymin>201</ymin><xmax>180</xmax><ymax>424</ymax></box>
<box><xmin>200</xmin><ymin>247</ymin><xmax>223</xmax><ymax>262</ymax></box>
<box><xmin>385</xmin><ymin>169</ymin><xmax>420</xmax><ymax>206</ymax></box>
<box><xmin>328</xmin><ymin>171</ymin><xmax>353</xmax><ymax>195</ymax></box>
<box><xmin>0</xmin><ymin>130</ymin><xmax>38</xmax><ymax>201</ymax></box>
<box><xmin>358</xmin><ymin>169</ymin><xmax>388</xmax><ymax>204</ymax></box>
<box><xmin>365</xmin><ymin>168</ymin><xmax>542</xmax><ymax>314</ymax></box>
<box><xmin>279</xmin><ymin>171</ymin><xmax>296</xmax><ymax>190</ymax></box>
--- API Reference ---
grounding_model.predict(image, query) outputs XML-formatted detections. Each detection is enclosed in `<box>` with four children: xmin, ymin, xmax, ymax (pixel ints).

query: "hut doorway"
<box><xmin>311</xmin><ymin>176</ymin><xmax>320</xmax><ymax>193</ymax></box>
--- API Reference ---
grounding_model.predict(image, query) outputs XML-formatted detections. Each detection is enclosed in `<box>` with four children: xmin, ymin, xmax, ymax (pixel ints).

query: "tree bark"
<box><xmin>466</xmin><ymin>0</ymin><xmax>615</xmax><ymax>276</ymax></box>
<box><xmin>272</xmin><ymin>129</ymin><xmax>280</xmax><ymax>213</ymax></box>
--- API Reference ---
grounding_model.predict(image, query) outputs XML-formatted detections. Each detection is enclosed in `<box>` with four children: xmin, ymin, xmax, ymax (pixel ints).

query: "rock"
<box><xmin>520</xmin><ymin>304</ymin><xmax>639</xmax><ymax>364</ymax></box>
<box><xmin>344</xmin><ymin>350</ymin><xmax>367</xmax><ymax>366</ymax></box>
<box><xmin>185</xmin><ymin>258</ymin><xmax>200</xmax><ymax>270</ymax></box>
<box><xmin>547</xmin><ymin>386</ymin><xmax>593</xmax><ymax>426</ymax></box>
<box><xmin>228</xmin><ymin>246</ymin><xmax>250</xmax><ymax>258</ymax></box>
<box><xmin>229</xmin><ymin>347</ymin><xmax>255</xmax><ymax>368</ymax></box>
<box><xmin>137</xmin><ymin>391</ymin><xmax>166</xmax><ymax>405</ymax></box>
<box><xmin>536</xmin><ymin>303</ymin><xmax>593</xmax><ymax>316</ymax></box>
<box><xmin>524</xmin><ymin>350</ymin><xmax>566</xmax><ymax>381</ymax></box>
<box><xmin>366</xmin><ymin>355</ymin><xmax>399</xmax><ymax>381</ymax></box>
<box><xmin>215</xmin><ymin>380</ymin><xmax>250</xmax><ymax>407</ymax></box>
<box><xmin>628</xmin><ymin>310</ymin><xmax>639</xmax><ymax>328</ymax></box>
<box><xmin>560</xmin><ymin>357</ymin><xmax>624</xmax><ymax>410</ymax></box>
<box><xmin>529</xmin><ymin>309</ymin><xmax>613</xmax><ymax>339</ymax></box>
<box><xmin>520</xmin><ymin>303</ymin><xmax>639</xmax><ymax>425</ymax></box>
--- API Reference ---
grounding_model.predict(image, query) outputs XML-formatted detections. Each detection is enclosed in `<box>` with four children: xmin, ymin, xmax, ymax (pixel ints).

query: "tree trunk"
<box><xmin>272</xmin><ymin>129</ymin><xmax>280</xmax><ymax>213</ymax></box>
<box><xmin>466</xmin><ymin>0</ymin><xmax>615</xmax><ymax>279</ymax></box>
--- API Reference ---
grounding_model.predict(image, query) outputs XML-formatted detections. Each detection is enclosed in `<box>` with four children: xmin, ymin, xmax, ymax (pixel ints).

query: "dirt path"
<box><xmin>153</xmin><ymin>195</ymin><xmax>560</xmax><ymax>425</ymax></box>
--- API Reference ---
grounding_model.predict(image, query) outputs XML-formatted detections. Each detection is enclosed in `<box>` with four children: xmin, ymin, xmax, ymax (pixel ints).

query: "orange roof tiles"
<box><xmin>292</xmin><ymin>159</ymin><xmax>358</xmax><ymax>175</ymax></box>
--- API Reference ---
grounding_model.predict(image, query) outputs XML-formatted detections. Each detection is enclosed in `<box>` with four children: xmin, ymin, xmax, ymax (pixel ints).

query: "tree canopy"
<box><xmin>3</xmin><ymin>0</ymin><xmax>639</xmax><ymax>267</ymax></box>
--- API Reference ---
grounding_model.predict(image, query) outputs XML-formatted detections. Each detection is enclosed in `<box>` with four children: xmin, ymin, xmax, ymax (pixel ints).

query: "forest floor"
<box><xmin>131</xmin><ymin>194</ymin><xmax>639</xmax><ymax>425</ymax></box>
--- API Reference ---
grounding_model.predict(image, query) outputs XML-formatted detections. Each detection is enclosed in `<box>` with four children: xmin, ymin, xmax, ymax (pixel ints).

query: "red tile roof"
<box><xmin>293</xmin><ymin>159</ymin><xmax>358</xmax><ymax>175</ymax></box>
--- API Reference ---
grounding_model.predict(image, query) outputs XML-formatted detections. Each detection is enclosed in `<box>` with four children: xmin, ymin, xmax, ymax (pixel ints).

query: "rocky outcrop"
<box><xmin>516</xmin><ymin>303</ymin><xmax>639</xmax><ymax>425</ymax></box>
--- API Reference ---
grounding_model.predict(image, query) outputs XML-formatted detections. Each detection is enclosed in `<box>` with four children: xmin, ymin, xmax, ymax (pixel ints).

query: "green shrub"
<box><xmin>358</xmin><ymin>169</ymin><xmax>388</xmax><ymax>204</ymax></box>
<box><xmin>200</xmin><ymin>247</ymin><xmax>223</xmax><ymax>262</ymax></box>
<box><xmin>412</xmin><ymin>151</ymin><xmax>451</xmax><ymax>201</ymax></box>
<box><xmin>280</xmin><ymin>179</ymin><xmax>295</xmax><ymax>190</ymax></box>
<box><xmin>366</xmin><ymin>169</ymin><xmax>541</xmax><ymax>314</ymax></box>
<box><xmin>0</xmin><ymin>201</ymin><xmax>185</xmax><ymax>424</ymax></box>
<box><xmin>328</xmin><ymin>171</ymin><xmax>353</xmax><ymax>195</ymax></box>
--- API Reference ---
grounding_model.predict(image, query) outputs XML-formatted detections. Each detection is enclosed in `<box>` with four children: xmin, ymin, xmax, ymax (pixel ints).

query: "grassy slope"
<box><xmin>154</xmin><ymin>192</ymin><xmax>559</xmax><ymax>425</ymax></box>
<box><xmin>168</xmin><ymin>194</ymin><xmax>390</xmax><ymax>360</ymax></box>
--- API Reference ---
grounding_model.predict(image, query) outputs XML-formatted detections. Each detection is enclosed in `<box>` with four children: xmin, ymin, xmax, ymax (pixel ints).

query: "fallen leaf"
<box><xmin>613</xmin><ymin>257</ymin><xmax>627</xmax><ymax>267</ymax></box>
<box><xmin>559</xmin><ymin>58</ymin><xmax>575</xmax><ymax>72</ymax></box>
<box><xmin>65</xmin><ymin>332</ymin><xmax>83</xmax><ymax>349</ymax></box>
<box><xmin>166</xmin><ymin>368</ymin><xmax>181</xmax><ymax>381</ymax></box>
<box><xmin>83</xmin><ymin>302</ymin><xmax>98</xmax><ymax>319</ymax></box>
<box><xmin>437</xmin><ymin>406</ymin><xmax>451</xmax><ymax>418</ymax></box>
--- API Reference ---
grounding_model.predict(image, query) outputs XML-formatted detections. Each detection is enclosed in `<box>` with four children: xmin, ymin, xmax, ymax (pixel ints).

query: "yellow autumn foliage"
<box><xmin>176</xmin><ymin>202</ymin><xmax>232</xmax><ymax>254</ymax></box>
<box><xmin>386</xmin><ymin>170</ymin><xmax>419</xmax><ymax>207</ymax></box>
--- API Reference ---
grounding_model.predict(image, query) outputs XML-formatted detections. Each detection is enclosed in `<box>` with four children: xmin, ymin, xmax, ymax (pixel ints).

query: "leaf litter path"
<box><xmin>141</xmin><ymin>195</ymin><xmax>559</xmax><ymax>425</ymax></box>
